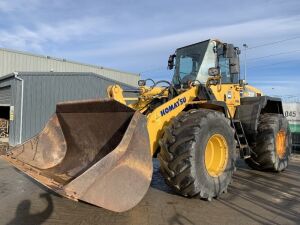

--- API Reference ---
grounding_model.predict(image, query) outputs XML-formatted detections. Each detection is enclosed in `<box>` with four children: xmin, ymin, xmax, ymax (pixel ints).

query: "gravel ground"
<box><xmin>0</xmin><ymin>156</ymin><xmax>299</xmax><ymax>225</ymax></box>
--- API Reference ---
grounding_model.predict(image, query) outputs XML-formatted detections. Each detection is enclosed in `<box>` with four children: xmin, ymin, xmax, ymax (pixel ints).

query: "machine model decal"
<box><xmin>160</xmin><ymin>97</ymin><xmax>187</xmax><ymax>116</ymax></box>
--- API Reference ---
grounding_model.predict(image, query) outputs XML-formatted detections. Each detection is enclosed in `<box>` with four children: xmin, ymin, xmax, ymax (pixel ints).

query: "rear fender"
<box><xmin>235</xmin><ymin>96</ymin><xmax>283</xmax><ymax>141</ymax></box>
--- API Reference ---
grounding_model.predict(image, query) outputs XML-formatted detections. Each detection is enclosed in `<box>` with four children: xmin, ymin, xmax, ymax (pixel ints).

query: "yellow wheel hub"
<box><xmin>205</xmin><ymin>134</ymin><xmax>229</xmax><ymax>177</ymax></box>
<box><xmin>276</xmin><ymin>130</ymin><xmax>286</xmax><ymax>159</ymax></box>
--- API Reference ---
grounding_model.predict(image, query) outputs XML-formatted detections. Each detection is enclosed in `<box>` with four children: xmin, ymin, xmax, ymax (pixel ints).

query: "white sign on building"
<box><xmin>282</xmin><ymin>103</ymin><xmax>300</xmax><ymax>133</ymax></box>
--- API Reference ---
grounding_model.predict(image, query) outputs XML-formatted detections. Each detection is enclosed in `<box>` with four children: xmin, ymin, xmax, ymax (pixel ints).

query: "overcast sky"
<box><xmin>0</xmin><ymin>0</ymin><xmax>299</xmax><ymax>97</ymax></box>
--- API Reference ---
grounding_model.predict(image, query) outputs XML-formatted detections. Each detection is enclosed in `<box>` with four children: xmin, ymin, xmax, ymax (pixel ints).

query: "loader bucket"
<box><xmin>0</xmin><ymin>99</ymin><xmax>152</xmax><ymax>212</ymax></box>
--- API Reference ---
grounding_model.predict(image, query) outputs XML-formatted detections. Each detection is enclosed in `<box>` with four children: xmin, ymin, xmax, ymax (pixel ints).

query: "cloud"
<box><xmin>255</xmin><ymin>83</ymin><xmax>300</xmax><ymax>97</ymax></box>
<box><xmin>0</xmin><ymin>0</ymin><xmax>299</xmax><ymax>97</ymax></box>
<box><xmin>0</xmin><ymin>17</ymin><xmax>109</xmax><ymax>51</ymax></box>
<box><xmin>0</xmin><ymin>0</ymin><xmax>40</xmax><ymax>12</ymax></box>
<box><xmin>249</xmin><ymin>74</ymin><xmax>300</xmax><ymax>96</ymax></box>
<box><xmin>64</xmin><ymin>15</ymin><xmax>300</xmax><ymax>58</ymax></box>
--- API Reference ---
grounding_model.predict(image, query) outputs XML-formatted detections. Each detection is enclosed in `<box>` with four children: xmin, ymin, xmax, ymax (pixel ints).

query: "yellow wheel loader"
<box><xmin>1</xmin><ymin>39</ymin><xmax>291</xmax><ymax>212</ymax></box>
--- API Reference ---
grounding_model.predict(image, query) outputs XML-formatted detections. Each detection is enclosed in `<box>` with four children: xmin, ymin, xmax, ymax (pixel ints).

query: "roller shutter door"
<box><xmin>0</xmin><ymin>86</ymin><xmax>11</xmax><ymax>105</ymax></box>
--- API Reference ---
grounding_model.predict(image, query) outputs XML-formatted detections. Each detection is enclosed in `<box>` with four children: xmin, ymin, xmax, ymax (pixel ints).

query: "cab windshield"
<box><xmin>173</xmin><ymin>40</ymin><xmax>216</xmax><ymax>85</ymax></box>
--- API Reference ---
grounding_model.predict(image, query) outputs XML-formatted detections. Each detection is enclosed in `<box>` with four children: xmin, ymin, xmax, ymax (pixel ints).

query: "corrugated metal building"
<box><xmin>0</xmin><ymin>48</ymin><xmax>140</xmax><ymax>86</ymax></box>
<box><xmin>0</xmin><ymin>72</ymin><xmax>136</xmax><ymax>146</ymax></box>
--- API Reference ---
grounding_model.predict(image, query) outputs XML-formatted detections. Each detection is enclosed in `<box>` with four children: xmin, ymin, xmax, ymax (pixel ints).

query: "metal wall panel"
<box><xmin>0</xmin><ymin>48</ymin><xmax>140</xmax><ymax>86</ymax></box>
<box><xmin>20</xmin><ymin>72</ymin><xmax>135</xmax><ymax>143</ymax></box>
<box><xmin>0</xmin><ymin>86</ymin><xmax>11</xmax><ymax>105</ymax></box>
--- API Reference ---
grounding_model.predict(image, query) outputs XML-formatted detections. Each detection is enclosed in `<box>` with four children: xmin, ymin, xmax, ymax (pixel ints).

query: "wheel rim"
<box><xmin>276</xmin><ymin>130</ymin><xmax>286</xmax><ymax>159</ymax></box>
<box><xmin>204</xmin><ymin>134</ymin><xmax>229</xmax><ymax>177</ymax></box>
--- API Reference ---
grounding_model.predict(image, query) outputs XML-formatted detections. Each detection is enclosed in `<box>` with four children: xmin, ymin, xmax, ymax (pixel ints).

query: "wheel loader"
<box><xmin>0</xmin><ymin>39</ymin><xmax>291</xmax><ymax>212</ymax></box>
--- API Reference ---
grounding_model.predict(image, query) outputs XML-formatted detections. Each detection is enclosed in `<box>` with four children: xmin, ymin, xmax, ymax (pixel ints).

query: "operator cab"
<box><xmin>169</xmin><ymin>39</ymin><xmax>241</xmax><ymax>87</ymax></box>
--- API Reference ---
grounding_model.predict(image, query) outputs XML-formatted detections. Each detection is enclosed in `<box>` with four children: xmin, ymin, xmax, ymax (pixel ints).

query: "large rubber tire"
<box><xmin>158</xmin><ymin>109</ymin><xmax>236</xmax><ymax>200</ymax></box>
<box><xmin>245</xmin><ymin>113</ymin><xmax>291</xmax><ymax>172</ymax></box>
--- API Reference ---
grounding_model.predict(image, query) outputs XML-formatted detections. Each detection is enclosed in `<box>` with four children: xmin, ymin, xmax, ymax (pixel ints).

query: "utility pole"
<box><xmin>243</xmin><ymin>44</ymin><xmax>248</xmax><ymax>82</ymax></box>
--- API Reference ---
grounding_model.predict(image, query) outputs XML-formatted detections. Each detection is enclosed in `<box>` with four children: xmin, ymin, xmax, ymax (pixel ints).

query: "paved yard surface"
<box><xmin>0</xmin><ymin>157</ymin><xmax>299</xmax><ymax>225</ymax></box>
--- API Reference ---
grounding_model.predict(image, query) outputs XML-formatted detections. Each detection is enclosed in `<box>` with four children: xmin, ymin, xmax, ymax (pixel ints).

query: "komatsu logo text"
<box><xmin>160</xmin><ymin>97</ymin><xmax>187</xmax><ymax>116</ymax></box>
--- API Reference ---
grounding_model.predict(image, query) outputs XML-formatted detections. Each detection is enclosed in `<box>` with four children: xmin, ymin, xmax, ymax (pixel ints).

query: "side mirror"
<box><xmin>208</xmin><ymin>67</ymin><xmax>220</xmax><ymax>76</ymax></box>
<box><xmin>217</xmin><ymin>44</ymin><xmax>224</xmax><ymax>56</ymax></box>
<box><xmin>218</xmin><ymin>44</ymin><xmax>240</xmax><ymax>57</ymax></box>
<box><xmin>138</xmin><ymin>80</ymin><xmax>146</xmax><ymax>86</ymax></box>
<box><xmin>225</xmin><ymin>44</ymin><xmax>235</xmax><ymax>58</ymax></box>
<box><xmin>168</xmin><ymin>54</ymin><xmax>176</xmax><ymax>70</ymax></box>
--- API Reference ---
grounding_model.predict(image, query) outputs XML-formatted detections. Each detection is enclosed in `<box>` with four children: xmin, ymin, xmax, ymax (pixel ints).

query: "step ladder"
<box><xmin>231</xmin><ymin>120</ymin><xmax>252</xmax><ymax>159</ymax></box>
